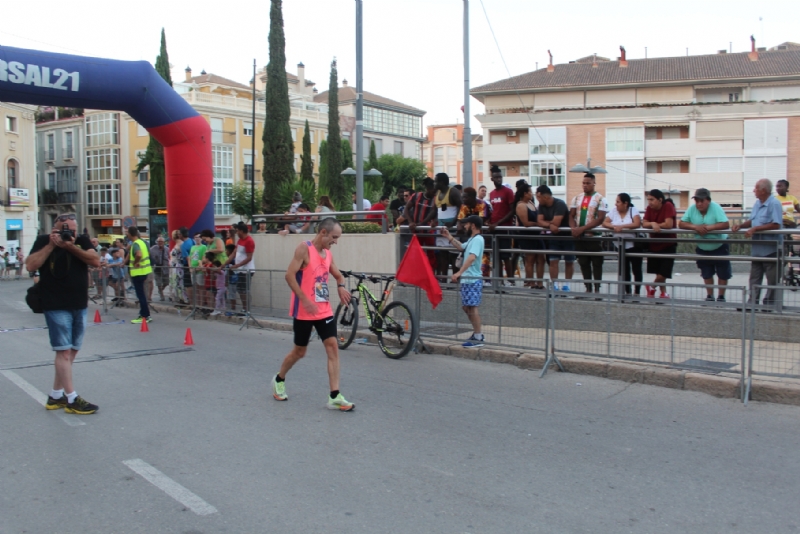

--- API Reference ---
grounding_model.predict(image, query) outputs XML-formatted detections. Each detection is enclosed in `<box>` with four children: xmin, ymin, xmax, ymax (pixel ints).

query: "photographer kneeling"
<box><xmin>26</xmin><ymin>213</ymin><xmax>101</xmax><ymax>415</ymax></box>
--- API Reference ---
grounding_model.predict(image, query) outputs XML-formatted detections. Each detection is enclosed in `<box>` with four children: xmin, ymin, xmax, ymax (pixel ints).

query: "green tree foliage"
<box><xmin>318</xmin><ymin>139</ymin><xmax>328</xmax><ymax>188</ymax></box>
<box><xmin>137</xmin><ymin>28</ymin><xmax>172</xmax><ymax>209</ymax></box>
<box><xmin>262</xmin><ymin>0</ymin><xmax>295</xmax><ymax>214</ymax></box>
<box><xmin>375</xmin><ymin>154</ymin><xmax>428</xmax><ymax>195</ymax></box>
<box><xmin>230</xmin><ymin>182</ymin><xmax>264</xmax><ymax>222</ymax></box>
<box><xmin>276</xmin><ymin>179</ymin><xmax>317</xmax><ymax>214</ymax></box>
<box><xmin>368</xmin><ymin>140</ymin><xmax>379</xmax><ymax>169</ymax></box>
<box><xmin>341</xmin><ymin>139</ymin><xmax>354</xmax><ymax>169</ymax></box>
<box><xmin>300</xmin><ymin>120</ymin><xmax>314</xmax><ymax>183</ymax></box>
<box><xmin>322</xmin><ymin>59</ymin><xmax>346</xmax><ymax>210</ymax></box>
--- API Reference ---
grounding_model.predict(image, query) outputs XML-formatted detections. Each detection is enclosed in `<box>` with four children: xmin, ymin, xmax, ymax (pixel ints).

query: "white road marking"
<box><xmin>0</xmin><ymin>370</ymin><xmax>85</xmax><ymax>427</ymax></box>
<box><xmin>123</xmin><ymin>459</ymin><xmax>218</xmax><ymax>516</ymax></box>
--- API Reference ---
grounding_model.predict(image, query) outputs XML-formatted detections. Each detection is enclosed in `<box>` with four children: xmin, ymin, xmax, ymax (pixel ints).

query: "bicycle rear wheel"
<box><xmin>376</xmin><ymin>301</ymin><xmax>417</xmax><ymax>359</ymax></box>
<box><xmin>334</xmin><ymin>298</ymin><xmax>359</xmax><ymax>349</ymax></box>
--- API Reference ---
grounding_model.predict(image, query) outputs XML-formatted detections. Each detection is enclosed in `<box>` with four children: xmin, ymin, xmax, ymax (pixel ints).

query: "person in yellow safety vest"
<box><xmin>124</xmin><ymin>226</ymin><xmax>153</xmax><ymax>324</ymax></box>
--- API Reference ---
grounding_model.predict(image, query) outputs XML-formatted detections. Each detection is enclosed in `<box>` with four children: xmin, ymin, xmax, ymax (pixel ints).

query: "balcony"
<box><xmin>482</xmin><ymin>142</ymin><xmax>530</xmax><ymax>162</ymax></box>
<box><xmin>62</xmin><ymin>148</ymin><xmax>75</xmax><ymax>161</ymax></box>
<box><xmin>645</xmin><ymin>138</ymin><xmax>743</xmax><ymax>159</ymax></box>
<box><xmin>40</xmin><ymin>189</ymin><xmax>78</xmax><ymax>206</ymax></box>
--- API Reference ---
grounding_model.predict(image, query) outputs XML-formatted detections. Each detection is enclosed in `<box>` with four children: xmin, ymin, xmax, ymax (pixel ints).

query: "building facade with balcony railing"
<box><xmin>472</xmin><ymin>42</ymin><xmax>800</xmax><ymax>208</ymax></box>
<box><xmin>35</xmin><ymin>115</ymin><xmax>86</xmax><ymax>233</ymax></box>
<box><xmin>2</xmin><ymin>102</ymin><xmax>38</xmax><ymax>256</ymax></box>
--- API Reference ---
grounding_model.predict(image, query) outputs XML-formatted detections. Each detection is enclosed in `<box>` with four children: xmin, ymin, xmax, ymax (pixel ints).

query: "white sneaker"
<box><xmin>209</xmin><ymin>310</ymin><xmax>221</xmax><ymax>316</ymax></box>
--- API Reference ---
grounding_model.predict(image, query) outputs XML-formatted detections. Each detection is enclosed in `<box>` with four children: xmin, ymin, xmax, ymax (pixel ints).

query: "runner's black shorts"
<box><xmin>294</xmin><ymin>316</ymin><xmax>337</xmax><ymax>347</ymax></box>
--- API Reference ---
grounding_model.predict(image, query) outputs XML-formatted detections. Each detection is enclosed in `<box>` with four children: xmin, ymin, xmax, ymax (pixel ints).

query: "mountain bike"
<box><xmin>334</xmin><ymin>270</ymin><xmax>418</xmax><ymax>359</ymax></box>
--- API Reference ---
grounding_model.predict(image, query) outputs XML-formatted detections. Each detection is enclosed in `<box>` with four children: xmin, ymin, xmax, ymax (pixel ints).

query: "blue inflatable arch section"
<box><xmin>0</xmin><ymin>45</ymin><xmax>214</xmax><ymax>236</ymax></box>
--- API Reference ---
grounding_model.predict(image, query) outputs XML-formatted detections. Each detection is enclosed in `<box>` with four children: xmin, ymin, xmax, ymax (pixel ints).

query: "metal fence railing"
<box><xmin>90</xmin><ymin>258</ymin><xmax>800</xmax><ymax>404</ymax></box>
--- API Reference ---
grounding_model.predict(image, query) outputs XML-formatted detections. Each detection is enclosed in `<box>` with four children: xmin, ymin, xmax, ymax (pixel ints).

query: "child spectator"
<box><xmin>209</xmin><ymin>261</ymin><xmax>227</xmax><ymax>316</ymax></box>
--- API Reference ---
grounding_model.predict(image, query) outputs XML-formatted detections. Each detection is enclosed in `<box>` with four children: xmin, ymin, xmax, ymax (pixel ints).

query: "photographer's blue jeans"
<box><xmin>131</xmin><ymin>274</ymin><xmax>150</xmax><ymax>318</ymax></box>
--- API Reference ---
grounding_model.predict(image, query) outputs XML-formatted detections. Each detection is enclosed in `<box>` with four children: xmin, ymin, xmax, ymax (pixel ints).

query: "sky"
<box><xmin>2</xmin><ymin>0</ymin><xmax>797</xmax><ymax>130</ymax></box>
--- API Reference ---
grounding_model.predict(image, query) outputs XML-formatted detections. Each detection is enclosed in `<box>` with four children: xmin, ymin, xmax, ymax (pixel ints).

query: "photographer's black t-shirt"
<box><xmin>30</xmin><ymin>234</ymin><xmax>93</xmax><ymax>311</ymax></box>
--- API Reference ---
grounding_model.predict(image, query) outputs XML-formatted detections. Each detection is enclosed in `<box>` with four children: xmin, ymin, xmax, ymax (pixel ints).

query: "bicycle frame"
<box><xmin>354</xmin><ymin>278</ymin><xmax>396</xmax><ymax>328</ymax></box>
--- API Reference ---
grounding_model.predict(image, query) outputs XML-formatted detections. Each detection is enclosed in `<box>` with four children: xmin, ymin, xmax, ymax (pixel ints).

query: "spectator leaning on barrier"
<box><xmin>149</xmin><ymin>236</ymin><xmax>170</xmax><ymax>301</ymax></box>
<box><xmin>224</xmin><ymin>222</ymin><xmax>256</xmax><ymax>314</ymax></box>
<box><xmin>602</xmin><ymin>193</ymin><xmax>643</xmax><ymax>296</ymax></box>
<box><xmin>389</xmin><ymin>188</ymin><xmax>406</xmax><ymax>228</ymax></box>
<box><xmin>775</xmin><ymin>179</ymin><xmax>800</xmax><ymax>229</ymax></box>
<box><xmin>442</xmin><ymin>215</ymin><xmax>485</xmax><ymax>348</ymax></box>
<box><xmin>679</xmin><ymin>188</ymin><xmax>732</xmax><ymax>302</ymax></box>
<box><xmin>404</xmin><ymin>177</ymin><xmax>438</xmax><ymax>269</ymax></box>
<box><xmin>487</xmin><ymin>166</ymin><xmax>516</xmax><ymax>282</ymax></box>
<box><xmin>352</xmin><ymin>191</ymin><xmax>372</xmax><ymax>211</ymax></box>
<box><xmin>367</xmin><ymin>195</ymin><xmax>390</xmax><ymax>225</ymax></box>
<box><xmin>642</xmin><ymin>189</ymin><xmax>677</xmax><ymax>299</ymax></box>
<box><xmin>179</xmin><ymin>226</ymin><xmax>194</xmax><ymax>304</ymax></box>
<box><xmin>569</xmin><ymin>173</ymin><xmax>609</xmax><ymax>294</ymax></box>
<box><xmin>189</xmin><ymin>232</ymin><xmax>207</xmax><ymax>302</ymax></box>
<box><xmin>27</xmin><ymin>213</ymin><xmax>100</xmax><ymax>415</ymax></box>
<box><xmin>536</xmin><ymin>184</ymin><xmax>574</xmax><ymax>289</ymax></box>
<box><xmin>732</xmin><ymin>178</ymin><xmax>783</xmax><ymax>307</ymax></box>
<box><xmin>514</xmin><ymin>181</ymin><xmax>545</xmax><ymax>288</ymax></box>
<box><xmin>434</xmin><ymin>173</ymin><xmax>463</xmax><ymax>278</ymax></box>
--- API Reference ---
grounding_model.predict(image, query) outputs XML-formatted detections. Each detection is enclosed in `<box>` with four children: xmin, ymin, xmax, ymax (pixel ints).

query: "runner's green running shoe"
<box><xmin>327</xmin><ymin>393</ymin><xmax>354</xmax><ymax>412</ymax></box>
<box><xmin>272</xmin><ymin>375</ymin><xmax>287</xmax><ymax>401</ymax></box>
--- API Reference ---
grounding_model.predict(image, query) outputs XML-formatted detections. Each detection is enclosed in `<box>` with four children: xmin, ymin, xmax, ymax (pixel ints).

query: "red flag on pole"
<box><xmin>396</xmin><ymin>235</ymin><xmax>443</xmax><ymax>309</ymax></box>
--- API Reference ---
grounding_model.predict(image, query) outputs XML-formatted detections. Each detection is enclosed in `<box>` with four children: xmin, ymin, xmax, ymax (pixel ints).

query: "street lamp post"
<box><xmin>355</xmin><ymin>0</ymin><xmax>365</xmax><ymax>223</ymax></box>
<box><xmin>462</xmin><ymin>0</ymin><xmax>473</xmax><ymax>188</ymax></box>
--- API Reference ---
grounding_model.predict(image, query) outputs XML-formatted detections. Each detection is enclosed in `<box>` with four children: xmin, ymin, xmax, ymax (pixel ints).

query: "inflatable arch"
<box><xmin>0</xmin><ymin>45</ymin><xmax>214</xmax><ymax>237</ymax></box>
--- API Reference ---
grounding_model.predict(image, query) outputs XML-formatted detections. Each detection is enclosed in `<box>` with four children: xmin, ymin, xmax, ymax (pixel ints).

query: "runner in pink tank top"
<box><xmin>290</xmin><ymin>241</ymin><xmax>332</xmax><ymax>320</ymax></box>
<box><xmin>272</xmin><ymin>218</ymin><xmax>355</xmax><ymax>411</ymax></box>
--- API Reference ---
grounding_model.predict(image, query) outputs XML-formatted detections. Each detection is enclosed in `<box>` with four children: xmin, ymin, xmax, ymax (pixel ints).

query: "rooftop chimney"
<box><xmin>546</xmin><ymin>50</ymin><xmax>554</xmax><ymax>72</ymax></box>
<box><xmin>343</xmin><ymin>79</ymin><xmax>348</xmax><ymax>87</ymax></box>
<box><xmin>592</xmin><ymin>53</ymin><xmax>598</xmax><ymax>68</ymax></box>
<box><xmin>185</xmin><ymin>66</ymin><xmax>192</xmax><ymax>82</ymax></box>
<box><xmin>297</xmin><ymin>62</ymin><xmax>306</xmax><ymax>92</ymax></box>
<box><xmin>749</xmin><ymin>35</ymin><xmax>758</xmax><ymax>61</ymax></box>
<box><xmin>619</xmin><ymin>46</ymin><xmax>628</xmax><ymax>68</ymax></box>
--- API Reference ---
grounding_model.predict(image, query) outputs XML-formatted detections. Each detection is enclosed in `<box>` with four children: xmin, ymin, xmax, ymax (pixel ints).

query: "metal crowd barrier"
<box><xmin>256</xmin><ymin>210</ymin><xmax>390</xmax><ymax>233</ymax></box>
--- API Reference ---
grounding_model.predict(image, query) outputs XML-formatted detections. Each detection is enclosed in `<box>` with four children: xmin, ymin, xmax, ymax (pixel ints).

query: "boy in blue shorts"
<box><xmin>441</xmin><ymin>215</ymin><xmax>485</xmax><ymax>348</ymax></box>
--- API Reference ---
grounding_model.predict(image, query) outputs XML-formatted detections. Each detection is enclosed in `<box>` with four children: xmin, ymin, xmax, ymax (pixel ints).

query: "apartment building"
<box><xmin>471</xmin><ymin>42</ymin><xmax>800</xmax><ymax>208</ymax></box>
<box><xmin>314</xmin><ymin>80</ymin><xmax>426</xmax><ymax>161</ymax></box>
<box><xmin>422</xmin><ymin>123</ymin><xmax>483</xmax><ymax>184</ymax></box>
<box><xmin>1</xmin><ymin>102</ymin><xmax>38</xmax><ymax>255</ymax></box>
<box><xmin>35</xmin><ymin>112</ymin><xmax>84</xmax><ymax>233</ymax></box>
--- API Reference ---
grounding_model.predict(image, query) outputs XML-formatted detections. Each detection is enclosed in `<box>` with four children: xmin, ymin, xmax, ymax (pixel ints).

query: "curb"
<box><xmin>110</xmin><ymin>301</ymin><xmax>800</xmax><ymax>406</ymax></box>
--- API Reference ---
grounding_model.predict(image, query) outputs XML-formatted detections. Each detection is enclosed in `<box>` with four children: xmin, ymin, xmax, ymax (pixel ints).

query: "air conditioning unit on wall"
<box><xmin>507</xmin><ymin>130</ymin><xmax>517</xmax><ymax>137</ymax></box>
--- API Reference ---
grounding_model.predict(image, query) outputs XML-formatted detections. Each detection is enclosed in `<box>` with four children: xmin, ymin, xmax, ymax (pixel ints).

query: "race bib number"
<box><xmin>314</xmin><ymin>281</ymin><xmax>330</xmax><ymax>303</ymax></box>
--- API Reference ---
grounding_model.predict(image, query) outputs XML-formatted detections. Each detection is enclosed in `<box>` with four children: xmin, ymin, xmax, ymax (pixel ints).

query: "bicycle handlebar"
<box><xmin>340</xmin><ymin>270</ymin><xmax>395</xmax><ymax>284</ymax></box>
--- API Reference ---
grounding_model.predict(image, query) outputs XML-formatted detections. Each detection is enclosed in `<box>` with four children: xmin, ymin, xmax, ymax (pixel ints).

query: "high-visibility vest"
<box><xmin>129</xmin><ymin>238</ymin><xmax>153</xmax><ymax>277</ymax></box>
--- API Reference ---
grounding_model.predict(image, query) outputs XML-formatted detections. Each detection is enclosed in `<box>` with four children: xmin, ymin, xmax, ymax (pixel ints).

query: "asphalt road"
<box><xmin>1</xmin><ymin>279</ymin><xmax>799</xmax><ymax>534</ymax></box>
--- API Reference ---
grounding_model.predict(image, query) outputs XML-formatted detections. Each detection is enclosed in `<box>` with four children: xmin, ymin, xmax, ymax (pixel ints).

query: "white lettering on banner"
<box><xmin>0</xmin><ymin>59</ymin><xmax>80</xmax><ymax>92</ymax></box>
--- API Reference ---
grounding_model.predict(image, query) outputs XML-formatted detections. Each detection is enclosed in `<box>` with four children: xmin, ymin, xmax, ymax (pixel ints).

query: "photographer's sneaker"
<box><xmin>327</xmin><ymin>393</ymin><xmax>354</xmax><ymax>412</ymax></box>
<box><xmin>131</xmin><ymin>316</ymin><xmax>152</xmax><ymax>324</ymax></box>
<box><xmin>462</xmin><ymin>334</ymin><xmax>485</xmax><ymax>348</ymax></box>
<box><xmin>64</xmin><ymin>396</ymin><xmax>98</xmax><ymax>415</ymax></box>
<box><xmin>45</xmin><ymin>395</ymin><xmax>67</xmax><ymax>410</ymax></box>
<box><xmin>272</xmin><ymin>375</ymin><xmax>287</xmax><ymax>401</ymax></box>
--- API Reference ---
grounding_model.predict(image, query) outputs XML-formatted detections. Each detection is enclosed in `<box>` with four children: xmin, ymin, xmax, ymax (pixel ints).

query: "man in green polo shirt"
<box><xmin>679</xmin><ymin>188</ymin><xmax>731</xmax><ymax>302</ymax></box>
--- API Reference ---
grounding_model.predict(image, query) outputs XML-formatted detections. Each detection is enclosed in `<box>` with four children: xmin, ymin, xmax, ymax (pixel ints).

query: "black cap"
<box><xmin>463</xmin><ymin>215</ymin><xmax>483</xmax><ymax>229</ymax></box>
<box><xmin>692</xmin><ymin>188</ymin><xmax>711</xmax><ymax>201</ymax></box>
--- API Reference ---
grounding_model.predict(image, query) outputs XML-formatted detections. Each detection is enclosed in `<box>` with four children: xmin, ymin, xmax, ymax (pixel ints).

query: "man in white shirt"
<box><xmin>569</xmin><ymin>173</ymin><xmax>609</xmax><ymax>294</ymax></box>
<box><xmin>352</xmin><ymin>192</ymin><xmax>372</xmax><ymax>211</ymax></box>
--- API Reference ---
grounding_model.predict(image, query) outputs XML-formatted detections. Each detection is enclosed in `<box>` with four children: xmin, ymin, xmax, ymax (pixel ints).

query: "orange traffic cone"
<box><xmin>184</xmin><ymin>328</ymin><xmax>194</xmax><ymax>346</ymax></box>
<box><xmin>94</xmin><ymin>310</ymin><xmax>102</xmax><ymax>323</ymax></box>
<box><xmin>140</xmin><ymin>318</ymin><xmax>149</xmax><ymax>333</ymax></box>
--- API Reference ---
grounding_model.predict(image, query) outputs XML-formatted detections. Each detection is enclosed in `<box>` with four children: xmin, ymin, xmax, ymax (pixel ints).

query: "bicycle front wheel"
<box><xmin>334</xmin><ymin>298</ymin><xmax>359</xmax><ymax>350</ymax></box>
<box><xmin>376</xmin><ymin>301</ymin><xmax>417</xmax><ymax>359</ymax></box>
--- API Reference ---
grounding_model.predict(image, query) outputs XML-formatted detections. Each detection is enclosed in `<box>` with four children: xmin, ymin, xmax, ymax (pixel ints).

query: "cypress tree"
<box><xmin>368</xmin><ymin>140</ymin><xmax>379</xmax><ymax>169</ymax></box>
<box><xmin>262</xmin><ymin>0</ymin><xmax>295</xmax><ymax>214</ymax></box>
<box><xmin>323</xmin><ymin>59</ymin><xmax>346</xmax><ymax>210</ymax></box>
<box><xmin>341</xmin><ymin>139</ymin><xmax>354</xmax><ymax>169</ymax></box>
<box><xmin>137</xmin><ymin>28</ymin><xmax>171</xmax><ymax>209</ymax></box>
<box><xmin>318</xmin><ymin>139</ymin><xmax>328</xmax><ymax>194</ymax></box>
<box><xmin>300</xmin><ymin>120</ymin><xmax>314</xmax><ymax>182</ymax></box>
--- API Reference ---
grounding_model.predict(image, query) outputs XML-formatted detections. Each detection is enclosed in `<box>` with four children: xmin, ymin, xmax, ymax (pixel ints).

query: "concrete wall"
<box><xmin>250</xmin><ymin>232</ymin><xmax>399</xmax><ymax>274</ymax></box>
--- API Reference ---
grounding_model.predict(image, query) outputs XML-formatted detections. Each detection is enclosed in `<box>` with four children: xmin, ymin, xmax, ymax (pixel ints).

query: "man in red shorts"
<box><xmin>272</xmin><ymin>218</ymin><xmax>354</xmax><ymax>411</ymax></box>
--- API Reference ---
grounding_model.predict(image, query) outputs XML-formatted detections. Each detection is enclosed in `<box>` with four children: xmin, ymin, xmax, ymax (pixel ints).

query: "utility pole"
<box><xmin>251</xmin><ymin>58</ymin><xmax>256</xmax><ymax>222</ymax></box>
<box><xmin>355</xmin><ymin>0</ymin><xmax>364</xmax><ymax>213</ymax></box>
<box><xmin>462</xmin><ymin>0</ymin><xmax>473</xmax><ymax>188</ymax></box>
